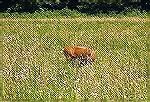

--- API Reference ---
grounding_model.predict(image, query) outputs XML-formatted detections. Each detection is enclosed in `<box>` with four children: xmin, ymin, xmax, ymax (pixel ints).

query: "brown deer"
<box><xmin>63</xmin><ymin>45</ymin><xmax>96</xmax><ymax>66</ymax></box>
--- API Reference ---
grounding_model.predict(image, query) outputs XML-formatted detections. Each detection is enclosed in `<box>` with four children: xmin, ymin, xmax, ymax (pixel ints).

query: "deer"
<box><xmin>63</xmin><ymin>45</ymin><xmax>96</xmax><ymax>66</ymax></box>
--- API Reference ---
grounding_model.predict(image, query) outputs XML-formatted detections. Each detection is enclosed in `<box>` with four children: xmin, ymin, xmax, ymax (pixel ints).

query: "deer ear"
<box><xmin>87</xmin><ymin>49</ymin><xmax>92</xmax><ymax>56</ymax></box>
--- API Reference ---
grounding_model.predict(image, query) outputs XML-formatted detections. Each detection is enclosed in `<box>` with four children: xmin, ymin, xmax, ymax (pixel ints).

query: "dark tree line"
<box><xmin>0</xmin><ymin>0</ymin><xmax>150</xmax><ymax>13</ymax></box>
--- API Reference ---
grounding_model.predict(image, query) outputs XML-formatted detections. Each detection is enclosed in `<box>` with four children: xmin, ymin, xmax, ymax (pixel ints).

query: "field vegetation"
<box><xmin>1</xmin><ymin>8</ymin><xmax>150</xmax><ymax>19</ymax></box>
<box><xmin>1</xmin><ymin>1</ymin><xmax>150</xmax><ymax>100</ymax></box>
<box><xmin>1</xmin><ymin>15</ymin><xmax>150</xmax><ymax>101</ymax></box>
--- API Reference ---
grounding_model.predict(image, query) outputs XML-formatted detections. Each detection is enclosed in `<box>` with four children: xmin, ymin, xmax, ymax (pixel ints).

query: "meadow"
<box><xmin>1</xmin><ymin>17</ymin><xmax>150</xmax><ymax>101</ymax></box>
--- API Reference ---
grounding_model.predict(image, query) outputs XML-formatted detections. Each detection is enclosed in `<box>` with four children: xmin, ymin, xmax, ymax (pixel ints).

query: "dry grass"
<box><xmin>1</xmin><ymin>17</ymin><xmax>150</xmax><ymax>22</ymax></box>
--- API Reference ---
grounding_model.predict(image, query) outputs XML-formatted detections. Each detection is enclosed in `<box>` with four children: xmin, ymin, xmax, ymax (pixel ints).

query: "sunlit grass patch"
<box><xmin>2</xmin><ymin>17</ymin><xmax>149</xmax><ymax>101</ymax></box>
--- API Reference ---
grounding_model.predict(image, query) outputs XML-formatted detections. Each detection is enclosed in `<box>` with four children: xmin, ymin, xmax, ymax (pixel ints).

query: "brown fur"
<box><xmin>63</xmin><ymin>46</ymin><xmax>96</xmax><ymax>65</ymax></box>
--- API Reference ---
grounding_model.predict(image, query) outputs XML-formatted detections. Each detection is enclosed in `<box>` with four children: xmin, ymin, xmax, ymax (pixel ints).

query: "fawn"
<box><xmin>63</xmin><ymin>45</ymin><xmax>96</xmax><ymax>66</ymax></box>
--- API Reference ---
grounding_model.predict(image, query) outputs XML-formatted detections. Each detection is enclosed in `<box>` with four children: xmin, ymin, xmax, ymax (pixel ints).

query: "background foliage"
<box><xmin>0</xmin><ymin>0</ymin><xmax>150</xmax><ymax>14</ymax></box>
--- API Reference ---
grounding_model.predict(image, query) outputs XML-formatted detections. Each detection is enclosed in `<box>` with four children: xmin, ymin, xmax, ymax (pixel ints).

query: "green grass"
<box><xmin>1</xmin><ymin>17</ymin><xmax>150</xmax><ymax>102</ymax></box>
<box><xmin>1</xmin><ymin>8</ymin><xmax>150</xmax><ymax>19</ymax></box>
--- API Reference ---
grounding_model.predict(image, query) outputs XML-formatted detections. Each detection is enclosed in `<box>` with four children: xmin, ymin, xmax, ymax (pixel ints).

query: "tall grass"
<box><xmin>2</xmin><ymin>17</ymin><xmax>149</xmax><ymax>101</ymax></box>
<box><xmin>1</xmin><ymin>8</ymin><xmax>150</xmax><ymax>19</ymax></box>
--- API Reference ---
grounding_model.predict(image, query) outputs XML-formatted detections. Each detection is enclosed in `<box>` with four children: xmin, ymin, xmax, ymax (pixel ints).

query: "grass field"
<box><xmin>1</xmin><ymin>17</ymin><xmax>150</xmax><ymax>101</ymax></box>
